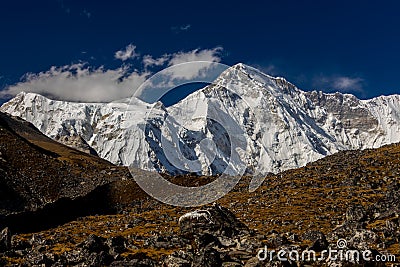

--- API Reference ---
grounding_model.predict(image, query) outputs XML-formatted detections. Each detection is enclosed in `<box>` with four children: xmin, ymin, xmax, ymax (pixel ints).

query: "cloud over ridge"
<box><xmin>0</xmin><ymin>45</ymin><xmax>224</xmax><ymax>102</ymax></box>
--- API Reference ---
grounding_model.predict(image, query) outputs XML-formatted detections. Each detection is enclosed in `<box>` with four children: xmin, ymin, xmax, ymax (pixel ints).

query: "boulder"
<box><xmin>179</xmin><ymin>203</ymin><xmax>249</xmax><ymax>238</ymax></box>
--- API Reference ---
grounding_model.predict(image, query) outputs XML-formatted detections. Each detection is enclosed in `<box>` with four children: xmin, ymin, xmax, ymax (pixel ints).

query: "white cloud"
<box><xmin>171</xmin><ymin>24</ymin><xmax>191</xmax><ymax>33</ymax></box>
<box><xmin>162</xmin><ymin>47</ymin><xmax>224</xmax><ymax>80</ymax></box>
<box><xmin>142</xmin><ymin>54</ymin><xmax>169</xmax><ymax>68</ymax></box>
<box><xmin>141</xmin><ymin>47</ymin><xmax>223</xmax><ymax>80</ymax></box>
<box><xmin>136</xmin><ymin>61</ymin><xmax>229</xmax><ymax>103</ymax></box>
<box><xmin>168</xmin><ymin>47</ymin><xmax>223</xmax><ymax>66</ymax></box>
<box><xmin>0</xmin><ymin>45</ymin><xmax>225</xmax><ymax>103</ymax></box>
<box><xmin>143</xmin><ymin>47</ymin><xmax>223</xmax><ymax>69</ymax></box>
<box><xmin>0</xmin><ymin>63</ymin><xmax>149</xmax><ymax>102</ymax></box>
<box><xmin>332</xmin><ymin>77</ymin><xmax>364</xmax><ymax>91</ymax></box>
<box><xmin>313</xmin><ymin>75</ymin><xmax>364</xmax><ymax>93</ymax></box>
<box><xmin>115</xmin><ymin>44</ymin><xmax>139</xmax><ymax>61</ymax></box>
<box><xmin>180</xmin><ymin>24</ymin><xmax>191</xmax><ymax>31</ymax></box>
<box><xmin>136</xmin><ymin>47</ymin><xmax>226</xmax><ymax>103</ymax></box>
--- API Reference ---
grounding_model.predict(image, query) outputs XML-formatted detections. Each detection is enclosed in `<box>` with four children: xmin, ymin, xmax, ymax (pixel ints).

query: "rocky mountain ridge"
<box><xmin>1</xmin><ymin>63</ymin><xmax>400</xmax><ymax>175</ymax></box>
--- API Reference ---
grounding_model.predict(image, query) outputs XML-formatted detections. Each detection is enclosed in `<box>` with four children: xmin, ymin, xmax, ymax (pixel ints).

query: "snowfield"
<box><xmin>2</xmin><ymin>63</ymin><xmax>400</xmax><ymax>175</ymax></box>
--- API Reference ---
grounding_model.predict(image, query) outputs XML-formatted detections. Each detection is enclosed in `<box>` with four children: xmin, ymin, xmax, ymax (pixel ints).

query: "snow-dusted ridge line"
<box><xmin>1</xmin><ymin>63</ymin><xmax>400</xmax><ymax>175</ymax></box>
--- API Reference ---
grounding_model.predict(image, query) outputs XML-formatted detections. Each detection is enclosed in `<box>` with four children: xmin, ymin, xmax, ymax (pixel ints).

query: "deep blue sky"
<box><xmin>1</xmin><ymin>0</ymin><xmax>400</xmax><ymax>102</ymax></box>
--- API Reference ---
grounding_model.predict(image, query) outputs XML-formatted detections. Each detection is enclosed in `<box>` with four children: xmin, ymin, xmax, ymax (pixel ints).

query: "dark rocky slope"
<box><xmin>0</xmin><ymin>112</ymin><xmax>142</xmax><ymax>232</ymax></box>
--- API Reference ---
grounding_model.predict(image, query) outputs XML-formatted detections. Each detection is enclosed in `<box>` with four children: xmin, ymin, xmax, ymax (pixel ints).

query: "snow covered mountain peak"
<box><xmin>1</xmin><ymin>64</ymin><xmax>400</xmax><ymax>175</ymax></box>
<box><xmin>212</xmin><ymin>63</ymin><xmax>301</xmax><ymax>102</ymax></box>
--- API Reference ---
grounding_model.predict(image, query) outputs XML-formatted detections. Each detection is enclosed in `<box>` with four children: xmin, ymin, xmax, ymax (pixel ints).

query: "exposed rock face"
<box><xmin>2</xmin><ymin>63</ymin><xmax>400</xmax><ymax>175</ymax></box>
<box><xmin>55</xmin><ymin>133</ymin><xmax>99</xmax><ymax>156</ymax></box>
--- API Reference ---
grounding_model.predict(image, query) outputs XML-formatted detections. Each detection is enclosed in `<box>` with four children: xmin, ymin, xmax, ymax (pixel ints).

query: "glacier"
<box><xmin>1</xmin><ymin>63</ymin><xmax>400</xmax><ymax>175</ymax></box>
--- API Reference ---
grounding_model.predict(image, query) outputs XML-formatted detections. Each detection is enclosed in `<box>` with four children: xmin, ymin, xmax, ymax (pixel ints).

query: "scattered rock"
<box><xmin>345</xmin><ymin>204</ymin><xmax>367</xmax><ymax>222</ymax></box>
<box><xmin>106</xmin><ymin>235</ymin><xmax>127</xmax><ymax>255</ymax></box>
<box><xmin>270</xmin><ymin>235</ymin><xmax>290</xmax><ymax>247</ymax></box>
<box><xmin>11</xmin><ymin>236</ymin><xmax>31</xmax><ymax>251</ymax></box>
<box><xmin>78</xmin><ymin>234</ymin><xmax>108</xmax><ymax>253</ymax></box>
<box><xmin>309</xmin><ymin>238</ymin><xmax>329</xmax><ymax>252</ymax></box>
<box><xmin>0</xmin><ymin>227</ymin><xmax>11</xmax><ymax>252</ymax></box>
<box><xmin>164</xmin><ymin>250</ymin><xmax>192</xmax><ymax>267</ymax></box>
<box><xmin>192</xmin><ymin>245</ymin><xmax>222</xmax><ymax>267</ymax></box>
<box><xmin>301</xmin><ymin>230</ymin><xmax>326</xmax><ymax>242</ymax></box>
<box><xmin>348</xmin><ymin>230</ymin><xmax>380</xmax><ymax>250</ymax></box>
